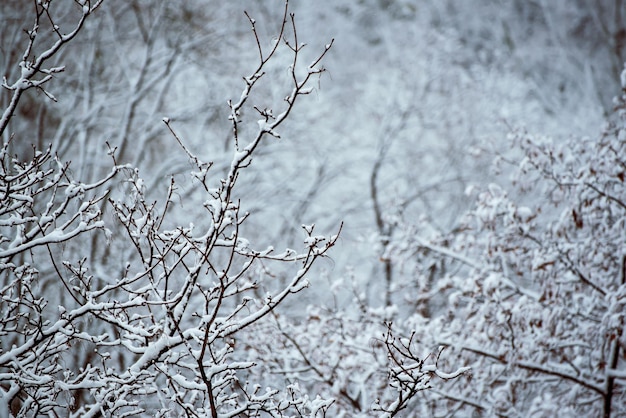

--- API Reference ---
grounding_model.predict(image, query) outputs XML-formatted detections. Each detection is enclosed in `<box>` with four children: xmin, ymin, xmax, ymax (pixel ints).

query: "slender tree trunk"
<box><xmin>603</xmin><ymin>255</ymin><xmax>626</xmax><ymax>418</ymax></box>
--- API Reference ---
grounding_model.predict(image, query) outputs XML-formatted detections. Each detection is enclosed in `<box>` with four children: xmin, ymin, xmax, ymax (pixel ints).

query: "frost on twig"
<box><xmin>0</xmin><ymin>0</ymin><xmax>104</xmax><ymax>137</ymax></box>
<box><xmin>373</xmin><ymin>323</ymin><xmax>470</xmax><ymax>417</ymax></box>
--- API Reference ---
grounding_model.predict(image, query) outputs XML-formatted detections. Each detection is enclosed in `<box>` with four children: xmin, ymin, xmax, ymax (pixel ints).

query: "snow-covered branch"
<box><xmin>0</xmin><ymin>2</ymin><xmax>339</xmax><ymax>417</ymax></box>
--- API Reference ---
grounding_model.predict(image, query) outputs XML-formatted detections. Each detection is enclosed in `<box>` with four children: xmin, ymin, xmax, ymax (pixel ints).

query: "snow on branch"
<box><xmin>0</xmin><ymin>2</ymin><xmax>339</xmax><ymax>417</ymax></box>
<box><xmin>373</xmin><ymin>323</ymin><xmax>470</xmax><ymax>417</ymax></box>
<box><xmin>0</xmin><ymin>0</ymin><xmax>104</xmax><ymax>137</ymax></box>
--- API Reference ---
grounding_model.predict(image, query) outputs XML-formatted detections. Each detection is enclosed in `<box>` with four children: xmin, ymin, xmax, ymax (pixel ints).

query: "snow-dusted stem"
<box><xmin>0</xmin><ymin>1</ymin><xmax>104</xmax><ymax>138</ymax></box>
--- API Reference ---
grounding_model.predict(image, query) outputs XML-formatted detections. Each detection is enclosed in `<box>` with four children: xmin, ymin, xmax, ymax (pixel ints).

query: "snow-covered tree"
<box><xmin>381</xmin><ymin>69</ymin><xmax>626</xmax><ymax>417</ymax></box>
<box><xmin>0</xmin><ymin>2</ymin><xmax>341</xmax><ymax>416</ymax></box>
<box><xmin>5</xmin><ymin>0</ymin><xmax>624</xmax><ymax>416</ymax></box>
<box><xmin>0</xmin><ymin>2</ymin><xmax>469</xmax><ymax>416</ymax></box>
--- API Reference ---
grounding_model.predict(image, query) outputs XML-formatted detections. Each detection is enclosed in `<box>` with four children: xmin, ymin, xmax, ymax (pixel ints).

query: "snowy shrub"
<box><xmin>380</xmin><ymin>70</ymin><xmax>626</xmax><ymax>417</ymax></box>
<box><xmin>0</xmin><ymin>2</ymin><xmax>469</xmax><ymax>417</ymax></box>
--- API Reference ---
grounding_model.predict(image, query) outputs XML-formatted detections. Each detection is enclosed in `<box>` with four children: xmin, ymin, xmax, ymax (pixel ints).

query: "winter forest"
<box><xmin>1</xmin><ymin>0</ymin><xmax>626</xmax><ymax>416</ymax></box>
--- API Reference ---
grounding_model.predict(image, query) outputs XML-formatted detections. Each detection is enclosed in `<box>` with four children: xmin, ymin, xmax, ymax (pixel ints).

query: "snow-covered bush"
<box><xmin>380</xmin><ymin>70</ymin><xmax>626</xmax><ymax>417</ymax></box>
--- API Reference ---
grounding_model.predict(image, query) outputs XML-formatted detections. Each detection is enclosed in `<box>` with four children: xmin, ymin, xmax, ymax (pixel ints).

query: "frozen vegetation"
<box><xmin>0</xmin><ymin>0</ymin><xmax>625</xmax><ymax>416</ymax></box>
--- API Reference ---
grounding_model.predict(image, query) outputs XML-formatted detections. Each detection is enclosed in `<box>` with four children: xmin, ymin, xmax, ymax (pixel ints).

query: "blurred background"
<box><xmin>1</xmin><ymin>0</ymin><xmax>622</xmax><ymax>306</ymax></box>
